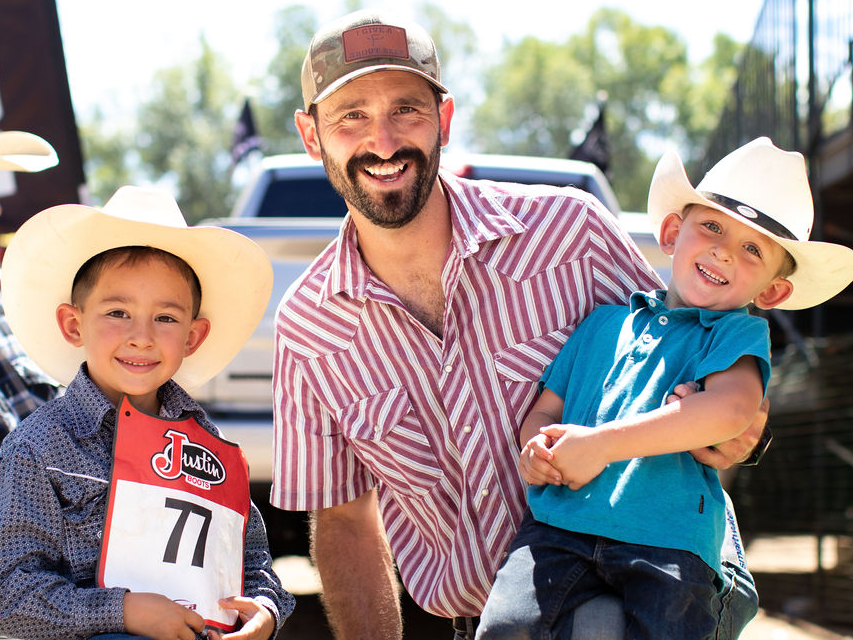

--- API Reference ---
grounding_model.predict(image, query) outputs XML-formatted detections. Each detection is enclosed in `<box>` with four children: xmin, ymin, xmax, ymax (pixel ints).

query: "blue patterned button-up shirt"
<box><xmin>0</xmin><ymin>366</ymin><xmax>294</xmax><ymax>640</ymax></box>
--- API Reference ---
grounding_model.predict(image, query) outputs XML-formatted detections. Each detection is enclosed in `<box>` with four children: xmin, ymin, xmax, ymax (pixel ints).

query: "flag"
<box><xmin>570</xmin><ymin>101</ymin><xmax>610</xmax><ymax>176</ymax></box>
<box><xmin>0</xmin><ymin>0</ymin><xmax>86</xmax><ymax>231</ymax></box>
<box><xmin>231</xmin><ymin>98</ymin><xmax>262</xmax><ymax>166</ymax></box>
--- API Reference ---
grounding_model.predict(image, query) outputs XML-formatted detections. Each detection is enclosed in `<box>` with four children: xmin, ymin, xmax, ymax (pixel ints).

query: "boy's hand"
<box><xmin>519</xmin><ymin>432</ymin><xmax>562</xmax><ymax>486</ymax></box>
<box><xmin>123</xmin><ymin>592</ymin><xmax>206</xmax><ymax>640</ymax></box>
<box><xmin>205</xmin><ymin>597</ymin><xmax>275</xmax><ymax>640</ymax></box>
<box><xmin>541</xmin><ymin>424</ymin><xmax>607</xmax><ymax>490</ymax></box>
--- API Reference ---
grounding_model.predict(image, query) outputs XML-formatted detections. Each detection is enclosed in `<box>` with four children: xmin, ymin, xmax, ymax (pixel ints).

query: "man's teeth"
<box><xmin>698</xmin><ymin>265</ymin><xmax>727</xmax><ymax>284</ymax></box>
<box><xmin>365</xmin><ymin>163</ymin><xmax>405</xmax><ymax>176</ymax></box>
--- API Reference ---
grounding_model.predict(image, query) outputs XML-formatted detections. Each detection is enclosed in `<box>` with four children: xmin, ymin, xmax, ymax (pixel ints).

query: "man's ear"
<box><xmin>753</xmin><ymin>278</ymin><xmax>794</xmax><ymax>310</ymax></box>
<box><xmin>184</xmin><ymin>317</ymin><xmax>211</xmax><ymax>357</ymax></box>
<box><xmin>56</xmin><ymin>303</ymin><xmax>84</xmax><ymax>347</ymax></box>
<box><xmin>295</xmin><ymin>109</ymin><xmax>322</xmax><ymax>160</ymax></box>
<box><xmin>658</xmin><ymin>212</ymin><xmax>683</xmax><ymax>256</ymax></box>
<box><xmin>438</xmin><ymin>95</ymin><xmax>454</xmax><ymax>147</ymax></box>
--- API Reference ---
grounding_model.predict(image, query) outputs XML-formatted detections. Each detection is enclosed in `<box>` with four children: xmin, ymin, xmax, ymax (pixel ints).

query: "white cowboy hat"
<box><xmin>0</xmin><ymin>186</ymin><xmax>273</xmax><ymax>390</ymax></box>
<box><xmin>0</xmin><ymin>131</ymin><xmax>58</xmax><ymax>172</ymax></box>
<box><xmin>647</xmin><ymin>137</ymin><xmax>853</xmax><ymax>310</ymax></box>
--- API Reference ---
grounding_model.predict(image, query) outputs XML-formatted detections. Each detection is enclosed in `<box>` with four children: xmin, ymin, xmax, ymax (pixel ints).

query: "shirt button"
<box><xmin>642</xmin><ymin>334</ymin><xmax>652</xmax><ymax>344</ymax></box>
<box><xmin>501</xmin><ymin>551</ymin><xmax>509</xmax><ymax>560</ymax></box>
<box><xmin>463</xmin><ymin>425</ymin><xmax>472</xmax><ymax>433</ymax></box>
<box><xmin>444</xmin><ymin>364</ymin><xmax>453</xmax><ymax>373</ymax></box>
<box><xmin>374</xmin><ymin>425</ymin><xmax>381</xmax><ymax>433</ymax></box>
<box><xmin>648</xmin><ymin>299</ymin><xmax>657</xmax><ymax>307</ymax></box>
<box><xmin>659</xmin><ymin>316</ymin><xmax>668</xmax><ymax>325</ymax></box>
<box><xmin>481</xmin><ymin>489</ymin><xmax>489</xmax><ymax>497</ymax></box>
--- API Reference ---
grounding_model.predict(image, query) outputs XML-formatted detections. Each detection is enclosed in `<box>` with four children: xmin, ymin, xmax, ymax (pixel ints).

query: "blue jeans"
<box><xmin>476</xmin><ymin>511</ymin><xmax>756</xmax><ymax>640</ymax></box>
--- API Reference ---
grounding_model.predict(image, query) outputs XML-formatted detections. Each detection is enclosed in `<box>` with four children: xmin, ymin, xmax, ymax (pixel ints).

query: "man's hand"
<box><xmin>667</xmin><ymin>382</ymin><xmax>769</xmax><ymax>469</ymax></box>
<box><xmin>123</xmin><ymin>592</ymin><xmax>206</xmax><ymax>640</ymax></box>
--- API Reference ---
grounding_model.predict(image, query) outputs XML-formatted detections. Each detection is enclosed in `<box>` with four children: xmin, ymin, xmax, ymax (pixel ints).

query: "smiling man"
<box><xmin>271</xmin><ymin>10</ymin><xmax>767</xmax><ymax>640</ymax></box>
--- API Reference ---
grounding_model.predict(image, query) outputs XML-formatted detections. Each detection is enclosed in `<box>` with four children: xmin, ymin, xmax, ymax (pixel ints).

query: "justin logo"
<box><xmin>151</xmin><ymin>429</ymin><xmax>227</xmax><ymax>488</ymax></box>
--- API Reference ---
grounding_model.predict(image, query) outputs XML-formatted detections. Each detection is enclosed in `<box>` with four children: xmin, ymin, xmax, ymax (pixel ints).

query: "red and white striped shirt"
<box><xmin>271</xmin><ymin>172</ymin><xmax>662</xmax><ymax>617</ymax></box>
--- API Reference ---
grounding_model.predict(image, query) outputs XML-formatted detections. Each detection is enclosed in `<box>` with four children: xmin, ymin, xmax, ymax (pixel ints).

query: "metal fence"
<box><xmin>703</xmin><ymin>0</ymin><xmax>799</xmax><ymax>170</ymax></box>
<box><xmin>706</xmin><ymin>1</ymin><xmax>853</xmax><ymax>630</ymax></box>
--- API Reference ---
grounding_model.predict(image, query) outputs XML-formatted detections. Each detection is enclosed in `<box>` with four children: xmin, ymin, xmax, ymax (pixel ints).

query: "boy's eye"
<box><xmin>745</xmin><ymin>244</ymin><xmax>762</xmax><ymax>257</ymax></box>
<box><xmin>702</xmin><ymin>221</ymin><xmax>722</xmax><ymax>233</ymax></box>
<box><xmin>156</xmin><ymin>315</ymin><xmax>178</xmax><ymax>323</ymax></box>
<box><xmin>107</xmin><ymin>310</ymin><xmax>129</xmax><ymax>319</ymax></box>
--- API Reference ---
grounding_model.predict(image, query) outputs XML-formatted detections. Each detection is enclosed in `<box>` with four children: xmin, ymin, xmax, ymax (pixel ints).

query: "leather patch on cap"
<box><xmin>342</xmin><ymin>25</ymin><xmax>409</xmax><ymax>62</ymax></box>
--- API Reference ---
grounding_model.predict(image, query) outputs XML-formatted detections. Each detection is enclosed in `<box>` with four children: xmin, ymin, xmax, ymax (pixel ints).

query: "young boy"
<box><xmin>0</xmin><ymin>186</ymin><xmax>295</xmax><ymax>640</ymax></box>
<box><xmin>477</xmin><ymin>138</ymin><xmax>853</xmax><ymax>639</ymax></box>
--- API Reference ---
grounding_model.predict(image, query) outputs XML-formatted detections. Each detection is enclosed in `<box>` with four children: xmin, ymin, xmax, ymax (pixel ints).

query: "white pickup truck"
<box><xmin>194</xmin><ymin>153</ymin><xmax>668</xmax><ymax>488</ymax></box>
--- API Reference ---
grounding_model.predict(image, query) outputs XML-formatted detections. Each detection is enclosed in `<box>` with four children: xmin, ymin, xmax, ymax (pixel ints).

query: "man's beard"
<box><xmin>320</xmin><ymin>136</ymin><xmax>442</xmax><ymax>229</ymax></box>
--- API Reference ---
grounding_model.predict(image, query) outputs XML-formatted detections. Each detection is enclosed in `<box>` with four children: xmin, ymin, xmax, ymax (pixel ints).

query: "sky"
<box><xmin>55</xmin><ymin>0</ymin><xmax>768</xmax><ymax>126</ymax></box>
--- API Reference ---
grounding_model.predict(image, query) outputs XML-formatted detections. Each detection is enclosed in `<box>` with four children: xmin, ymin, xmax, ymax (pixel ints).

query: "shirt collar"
<box><xmin>64</xmin><ymin>365</ymin><xmax>208</xmax><ymax>438</ymax></box>
<box><xmin>630</xmin><ymin>289</ymin><xmax>751</xmax><ymax>327</ymax></box>
<box><xmin>319</xmin><ymin>171</ymin><xmax>528</xmax><ymax>302</ymax></box>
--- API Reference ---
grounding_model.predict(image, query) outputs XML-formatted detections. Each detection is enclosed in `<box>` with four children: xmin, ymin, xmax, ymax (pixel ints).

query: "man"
<box><xmin>271</xmin><ymin>10</ymin><xmax>766</xmax><ymax>639</ymax></box>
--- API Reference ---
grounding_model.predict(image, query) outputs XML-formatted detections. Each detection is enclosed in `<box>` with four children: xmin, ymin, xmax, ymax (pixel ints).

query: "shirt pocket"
<box><xmin>49</xmin><ymin>468</ymin><xmax>108</xmax><ymax>584</ymax></box>
<box><xmin>337</xmin><ymin>387</ymin><xmax>444</xmax><ymax>498</ymax></box>
<box><xmin>493</xmin><ymin>327</ymin><xmax>574</xmax><ymax>425</ymax></box>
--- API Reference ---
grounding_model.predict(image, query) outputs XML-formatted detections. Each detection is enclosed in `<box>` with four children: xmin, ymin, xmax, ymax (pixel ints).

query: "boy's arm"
<box><xmin>236</xmin><ymin>501</ymin><xmax>295</xmax><ymax>635</ymax></box>
<box><xmin>518</xmin><ymin>388</ymin><xmax>565</xmax><ymax>486</ymax></box>
<box><xmin>545</xmin><ymin>355</ymin><xmax>764</xmax><ymax>490</ymax></box>
<box><xmin>0</xmin><ymin>442</ymin><xmax>127</xmax><ymax>640</ymax></box>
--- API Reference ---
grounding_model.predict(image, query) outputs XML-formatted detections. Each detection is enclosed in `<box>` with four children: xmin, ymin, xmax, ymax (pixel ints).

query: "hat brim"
<box><xmin>1</xmin><ymin>204</ymin><xmax>272</xmax><ymax>389</ymax></box>
<box><xmin>308</xmin><ymin>64</ymin><xmax>448</xmax><ymax>111</ymax></box>
<box><xmin>0</xmin><ymin>131</ymin><xmax>58</xmax><ymax>172</ymax></box>
<box><xmin>647</xmin><ymin>149</ymin><xmax>853</xmax><ymax>310</ymax></box>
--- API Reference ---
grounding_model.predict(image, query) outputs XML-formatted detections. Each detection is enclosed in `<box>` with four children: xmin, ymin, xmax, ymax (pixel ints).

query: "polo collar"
<box><xmin>630</xmin><ymin>290</ymin><xmax>751</xmax><ymax>327</ymax></box>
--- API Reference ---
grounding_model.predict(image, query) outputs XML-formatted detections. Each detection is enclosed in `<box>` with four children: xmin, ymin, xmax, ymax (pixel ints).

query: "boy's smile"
<box><xmin>57</xmin><ymin>257</ymin><xmax>209</xmax><ymax>414</ymax></box>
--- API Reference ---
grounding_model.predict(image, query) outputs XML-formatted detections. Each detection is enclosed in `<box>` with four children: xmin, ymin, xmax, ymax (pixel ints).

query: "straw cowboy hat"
<box><xmin>0</xmin><ymin>131</ymin><xmax>58</xmax><ymax>172</ymax></box>
<box><xmin>647</xmin><ymin>137</ymin><xmax>853</xmax><ymax>310</ymax></box>
<box><xmin>0</xmin><ymin>186</ymin><xmax>273</xmax><ymax>390</ymax></box>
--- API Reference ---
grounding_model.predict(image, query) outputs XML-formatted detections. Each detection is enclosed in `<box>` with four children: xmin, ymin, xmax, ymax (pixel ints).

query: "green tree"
<box><xmin>471</xmin><ymin>8</ymin><xmax>741</xmax><ymax>211</ymax></box>
<box><xmin>134</xmin><ymin>36</ymin><xmax>240</xmax><ymax>223</ymax></box>
<box><xmin>253</xmin><ymin>4</ymin><xmax>319</xmax><ymax>154</ymax></box>
<box><xmin>78</xmin><ymin>107</ymin><xmax>137</xmax><ymax>205</ymax></box>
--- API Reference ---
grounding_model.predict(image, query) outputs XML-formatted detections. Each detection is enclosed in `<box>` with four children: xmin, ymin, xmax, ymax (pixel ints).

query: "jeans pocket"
<box><xmin>714</xmin><ymin>561</ymin><xmax>759</xmax><ymax>639</ymax></box>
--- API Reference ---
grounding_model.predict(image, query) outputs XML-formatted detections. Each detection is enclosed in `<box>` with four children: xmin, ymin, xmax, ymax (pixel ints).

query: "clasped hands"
<box><xmin>519</xmin><ymin>381</ymin><xmax>767</xmax><ymax>490</ymax></box>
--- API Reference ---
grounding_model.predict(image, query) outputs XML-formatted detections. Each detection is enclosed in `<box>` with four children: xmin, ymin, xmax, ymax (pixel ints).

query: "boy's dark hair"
<box><xmin>71</xmin><ymin>246</ymin><xmax>202</xmax><ymax>317</ymax></box>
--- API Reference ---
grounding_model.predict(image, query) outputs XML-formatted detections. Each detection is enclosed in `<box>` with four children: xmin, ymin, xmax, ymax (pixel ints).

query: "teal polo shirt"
<box><xmin>527</xmin><ymin>290</ymin><xmax>771</xmax><ymax>576</ymax></box>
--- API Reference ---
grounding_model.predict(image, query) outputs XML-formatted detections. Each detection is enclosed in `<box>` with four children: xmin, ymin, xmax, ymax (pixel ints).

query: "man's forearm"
<box><xmin>310</xmin><ymin>490</ymin><xmax>402</xmax><ymax>640</ymax></box>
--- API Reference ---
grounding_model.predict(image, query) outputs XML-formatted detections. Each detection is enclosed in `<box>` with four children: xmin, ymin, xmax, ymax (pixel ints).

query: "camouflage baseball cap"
<box><xmin>301</xmin><ymin>10</ymin><xmax>448</xmax><ymax>112</ymax></box>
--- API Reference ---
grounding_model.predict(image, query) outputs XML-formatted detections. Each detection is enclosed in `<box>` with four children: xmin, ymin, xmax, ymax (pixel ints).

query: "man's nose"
<box><xmin>364</xmin><ymin>114</ymin><xmax>402</xmax><ymax>160</ymax></box>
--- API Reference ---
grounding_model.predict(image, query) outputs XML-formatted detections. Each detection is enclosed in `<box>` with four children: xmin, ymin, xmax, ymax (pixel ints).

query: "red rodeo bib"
<box><xmin>98</xmin><ymin>397</ymin><xmax>250</xmax><ymax>631</ymax></box>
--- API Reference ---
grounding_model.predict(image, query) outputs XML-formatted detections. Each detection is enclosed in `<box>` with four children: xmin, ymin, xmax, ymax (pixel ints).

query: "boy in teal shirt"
<box><xmin>478</xmin><ymin>138</ymin><xmax>853</xmax><ymax>639</ymax></box>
